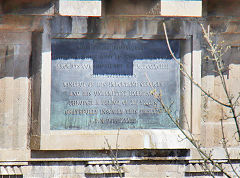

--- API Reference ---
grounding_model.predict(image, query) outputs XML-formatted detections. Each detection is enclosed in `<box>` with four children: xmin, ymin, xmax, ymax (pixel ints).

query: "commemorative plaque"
<box><xmin>51</xmin><ymin>39</ymin><xmax>180</xmax><ymax>130</ymax></box>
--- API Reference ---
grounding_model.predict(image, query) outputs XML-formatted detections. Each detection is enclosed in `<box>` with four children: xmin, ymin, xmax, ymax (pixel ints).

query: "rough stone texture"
<box><xmin>0</xmin><ymin>31</ymin><xmax>32</xmax><ymax>161</ymax></box>
<box><xmin>0</xmin><ymin>0</ymin><xmax>54</xmax><ymax>15</ymax></box>
<box><xmin>14</xmin><ymin>161</ymin><xmax>240</xmax><ymax>177</ymax></box>
<box><xmin>200</xmin><ymin>17</ymin><xmax>240</xmax><ymax>149</ymax></box>
<box><xmin>33</xmin><ymin>16</ymin><xmax>200</xmax><ymax>151</ymax></box>
<box><xmin>0</xmin><ymin>16</ymin><xmax>42</xmax><ymax>31</ymax></box>
<box><xmin>58</xmin><ymin>1</ymin><xmax>101</xmax><ymax>17</ymax></box>
<box><xmin>208</xmin><ymin>0</ymin><xmax>240</xmax><ymax>17</ymax></box>
<box><xmin>22</xmin><ymin>162</ymin><xmax>85</xmax><ymax>178</ymax></box>
<box><xmin>0</xmin><ymin>0</ymin><xmax>239</xmax><ymax>177</ymax></box>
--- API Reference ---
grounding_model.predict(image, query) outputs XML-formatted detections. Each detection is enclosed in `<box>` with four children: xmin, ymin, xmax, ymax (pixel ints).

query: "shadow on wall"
<box><xmin>0</xmin><ymin>43</ymin><xmax>32</xmax><ymax>79</ymax></box>
<box><xmin>0</xmin><ymin>46</ymin><xmax>15</xmax><ymax>79</ymax></box>
<box><xmin>0</xmin><ymin>0</ymin><xmax>53</xmax><ymax>14</ymax></box>
<box><xmin>0</xmin><ymin>34</ymin><xmax>41</xmax><ymax>79</ymax></box>
<box><xmin>104</xmin><ymin>0</ymin><xmax>161</xmax><ymax>15</ymax></box>
<box><xmin>0</xmin><ymin>32</ymin><xmax>32</xmax><ymax>149</ymax></box>
<box><xmin>208</xmin><ymin>0</ymin><xmax>240</xmax><ymax>17</ymax></box>
<box><xmin>201</xmin><ymin>35</ymin><xmax>240</xmax><ymax>78</ymax></box>
<box><xmin>31</xmin><ymin>149</ymin><xmax>190</xmax><ymax>159</ymax></box>
<box><xmin>50</xmin><ymin>16</ymin><xmax>240</xmax><ymax>80</ymax></box>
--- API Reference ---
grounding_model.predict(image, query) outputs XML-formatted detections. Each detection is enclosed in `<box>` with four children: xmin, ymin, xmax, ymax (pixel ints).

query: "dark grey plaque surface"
<box><xmin>51</xmin><ymin>39</ymin><xmax>180</xmax><ymax>130</ymax></box>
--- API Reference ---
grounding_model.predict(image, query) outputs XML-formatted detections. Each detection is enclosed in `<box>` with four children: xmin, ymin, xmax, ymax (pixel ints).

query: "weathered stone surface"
<box><xmin>0</xmin><ymin>1</ymin><xmax>240</xmax><ymax>178</ymax></box>
<box><xmin>0</xmin><ymin>16</ymin><xmax>42</xmax><ymax>31</ymax></box>
<box><xmin>161</xmin><ymin>1</ymin><xmax>202</xmax><ymax>17</ymax></box>
<box><xmin>58</xmin><ymin>0</ymin><xmax>101</xmax><ymax>17</ymax></box>
<box><xmin>0</xmin><ymin>31</ymin><xmax>31</xmax><ymax>162</ymax></box>
<box><xmin>1</xmin><ymin>0</ymin><xmax>54</xmax><ymax>15</ymax></box>
<box><xmin>201</xmin><ymin>121</ymin><xmax>240</xmax><ymax>148</ymax></box>
<box><xmin>105</xmin><ymin>0</ymin><xmax>201</xmax><ymax>17</ymax></box>
<box><xmin>208</xmin><ymin>0</ymin><xmax>240</xmax><ymax>17</ymax></box>
<box><xmin>125</xmin><ymin>164</ymin><xmax>184</xmax><ymax>177</ymax></box>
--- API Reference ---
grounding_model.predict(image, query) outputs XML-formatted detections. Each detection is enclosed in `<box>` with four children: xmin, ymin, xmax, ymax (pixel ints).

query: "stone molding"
<box><xmin>30</xmin><ymin>17</ymin><xmax>202</xmax><ymax>151</ymax></box>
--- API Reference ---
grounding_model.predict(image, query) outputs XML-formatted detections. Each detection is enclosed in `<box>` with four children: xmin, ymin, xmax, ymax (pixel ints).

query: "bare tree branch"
<box><xmin>151</xmin><ymin>22</ymin><xmax>240</xmax><ymax>177</ymax></box>
<box><xmin>163</xmin><ymin>22</ymin><xmax>231</xmax><ymax>108</ymax></box>
<box><xmin>200</xmin><ymin>24</ymin><xmax>240</xmax><ymax>141</ymax></box>
<box><xmin>104</xmin><ymin>130</ymin><xmax>123</xmax><ymax>178</ymax></box>
<box><xmin>145</xmin><ymin>72</ymin><xmax>232</xmax><ymax>177</ymax></box>
<box><xmin>220</xmin><ymin>114</ymin><xmax>240</xmax><ymax>178</ymax></box>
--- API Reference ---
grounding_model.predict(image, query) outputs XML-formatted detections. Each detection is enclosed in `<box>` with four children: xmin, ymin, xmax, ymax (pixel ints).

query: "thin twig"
<box><xmin>151</xmin><ymin>88</ymin><xmax>231</xmax><ymax>177</ymax></box>
<box><xmin>115</xmin><ymin>129</ymin><xmax>120</xmax><ymax>172</ymax></box>
<box><xmin>163</xmin><ymin>22</ymin><xmax>231</xmax><ymax>108</ymax></box>
<box><xmin>104</xmin><ymin>130</ymin><xmax>123</xmax><ymax>178</ymax></box>
<box><xmin>146</xmin><ymin>72</ymin><xmax>231</xmax><ymax>177</ymax></box>
<box><xmin>159</xmin><ymin>23</ymin><xmax>237</xmax><ymax>177</ymax></box>
<box><xmin>220</xmin><ymin>116</ymin><xmax>240</xmax><ymax>178</ymax></box>
<box><xmin>233</xmin><ymin>93</ymin><xmax>240</xmax><ymax>107</ymax></box>
<box><xmin>200</xmin><ymin>24</ymin><xmax>240</xmax><ymax>141</ymax></box>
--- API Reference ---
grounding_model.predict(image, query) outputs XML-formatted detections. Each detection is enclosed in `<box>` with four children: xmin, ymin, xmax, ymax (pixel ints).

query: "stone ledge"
<box><xmin>32</xmin><ymin>129</ymin><xmax>191</xmax><ymax>150</ymax></box>
<box><xmin>0</xmin><ymin>150</ymin><xmax>30</xmax><ymax>162</ymax></box>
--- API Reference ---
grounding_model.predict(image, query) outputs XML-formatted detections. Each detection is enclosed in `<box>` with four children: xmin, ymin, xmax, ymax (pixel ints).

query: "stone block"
<box><xmin>51</xmin><ymin>165</ymin><xmax>61</xmax><ymax>176</ymax></box>
<box><xmin>75</xmin><ymin>165</ymin><xmax>85</xmax><ymax>174</ymax></box>
<box><xmin>200</xmin><ymin>122</ymin><xmax>240</xmax><ymax>155</ymax></box>
<box><xmin>1</xmin><ymin>0</ymin><xmax>54</xmax><ymax>15</ymax></box>
<box><xmin>223</xmin><ymin>163</ymin><xmax>240</xmax><ymax>174</ymax></box>
<box><xmin>39</xmin><ymin>129</ymin><xmax>190</xmax><ymax>150</ymax></box>
<box><xmin>104</xmin><ymin>17</ymin><xmax>118</xmax><ymax>36</ymax></box>
<box><xmin>105</xmin><ymin>0</ymin><xmax>160</xmax><ymax>16</ymax></box>
<box><xmin>58</xmin><ymin>0</ymin><xmax>101</xmax><ymax>16</ymax></box>
<box><xmin>161</xmin><ymin>0</ymin><xmax>202</xmax><ymax>17</ymax></box>
<box><xmin>185</xmin><ymin>163</ymin><xmax>205</xmax><ymax>173</ymax></box>
<box><xmin>138</xmin><ymin>169</ymin><xmax>177</xmax><ymax>178</ymax></box>
<box><xmin>30</xmin><ymin>165</ymin><xmax>47</xmax><ymax>175</ymax></box>
<box><xmin>0</xmin><ymin>166</ymin><xmax>8</xmax><ymax>175</ymax></box>
<box><xmin>13</xmin><ymin>166</ymin><xmax>22</xmax><ymax>175</ymax></box>
<box><xmin>0</xmin><ymin>88</ymin><xmax>13</xmax><ymax>114</ymax></box>
<box><xmin>51</xmin><ymin>16</ymin><xmax>72</xmax><ymax>35</ymax></box>
<box><xmin>0</xmin><ymin>77</ymin><xmax>14</xmax><ymax>91</ymax></box>
<box><xmin>72</xmin><ymin>17</ymin><xmax>88</xmax><ymax>34</ymax></box>
<box><xmin>12</xmin><ymin>78</ymin><xmax>29</xmax><ymax>91</ymax></box>
<box><xmin>124</xmin><ymin>165</ymin><xmax>140</xmax><ymax>177</ymax></box>
<box><xmin>156</xmin><ymin>164</ymin><xmax>181</xmax><ymax>173</ymax></box>
<box><xmin>0</xmin><ymin>150</ymin><xmax>30</xmax><ymax>161</ymax></box>
<box><xmin>138</xmin><ymin>164</ymin><xmax>158</xmax><ymax>174</ymax></box>
<box><xmin>21</xmin><ymin>165</ymin><xmax>31</xmax><ymax>176</ymax></box>
<box><xmin>59</xmin><ymin>174</ymin><xmax>82</xmax><ymax>178</ymax></box>
<box><xmin>13</xmin><ymin>58</ymin><xmax>30</xmax><ymax>78</ymax></box>
<box><xmin>221</xmin><ymin>122</ymin><xmax>240</xmax><ymax>147</ymax></box>
<box><xmin>60</xmin><ymin>165</ymin><xmax>75</xmax><ymax>174</ymax></box>
<box><xmin>202</xmin><ymin>122</ymin><xmax>222</xmax><ymax>147</ymax></box>
<box><xmin>143</xmin><ymin>20</ymin><xmax>159</xmax><ymax>35</ymax></box>
<box><xmin>0</xmin><ymin>16</ymin><xmax>39</xmax><ymax>31</ymax></box>
<box><xmin>6</xmin><ymin>166</ymin><xmax>15</xmax><ymax>175</ymax></box>
<box><xmin>0</xmin><ymin>32</ymin><xmax>31</xmax><ymax>45</ymax></box>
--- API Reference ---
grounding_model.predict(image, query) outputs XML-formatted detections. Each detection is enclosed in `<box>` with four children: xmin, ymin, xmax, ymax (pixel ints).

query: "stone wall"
<box><xmin>0</xmin><ymin>0</ymin><xmax>239</xmax><ymax>177</ymax></box>
<box><xmin>201</xmin><ymin>17</ymin><xmax>240</xmax><ymax>148</ymax></box>
<box><xmin>0</xmin><ymin>30</ymin><xmax>32</xmax><ymax>161</ymax></box>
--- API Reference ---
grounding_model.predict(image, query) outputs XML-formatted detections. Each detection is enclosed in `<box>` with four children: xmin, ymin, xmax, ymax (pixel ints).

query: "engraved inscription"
<box><xmin>51</xmin><ymin>39</ymin><xmax>180</xmax><ymax>130</ymax></box>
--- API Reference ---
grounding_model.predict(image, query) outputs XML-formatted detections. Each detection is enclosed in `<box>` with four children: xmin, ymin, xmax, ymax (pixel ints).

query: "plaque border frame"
<box><xmin>30</xmin><ymin>18</ymin><xmax>202</xmax><ymax>150</ymax></box>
